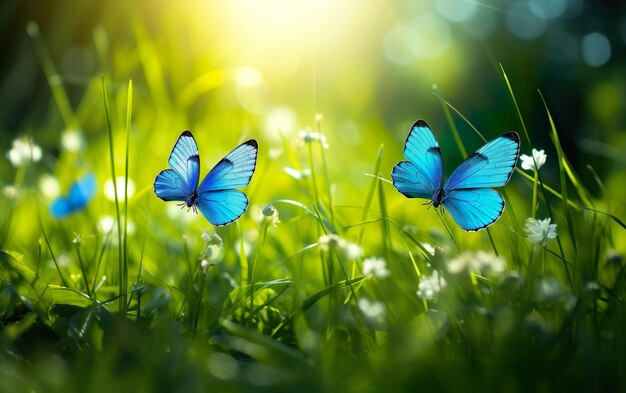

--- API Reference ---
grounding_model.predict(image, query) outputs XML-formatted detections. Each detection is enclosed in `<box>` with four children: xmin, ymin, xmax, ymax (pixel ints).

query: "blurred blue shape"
<box><xmin>50</xmin><ymin>174</ymin><xmax>97</xmax><ymax>218</ymax></box>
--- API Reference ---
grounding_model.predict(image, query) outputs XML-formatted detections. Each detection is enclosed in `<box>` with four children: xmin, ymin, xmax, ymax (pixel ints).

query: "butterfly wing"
<box><xmin>442</xmin><ymin>188</ymin><xmax>505</xmax><ymax>231</ymax></box>
<box><xmin>444</xmin><ymin>132</ymin><xmax>520</xmax><ymax>191</ymax></box>
<box><xmin>50</xmin><ymin>174</ymin><xmax>96</xmax><ymax>218</ymax></box>
<box><xmin>50</xmin><ymin>198</ymin><xmax>72</xmax><ymax>218</ymax></box>
<box><xmin>391</xmin><ymin>120</ymin><xmax>444</xmax><ymax>199</ymax></box>
<box><xmin>154</xmin><ymin>131</ymin><xmax>200</xmax><ymax>201</ymax></box>
<box><xmin>195</xmin><ymin>140</ymin><xmax>258</xmax><ymax>226</ymax></box>
<box><xmin>196</xmin><ymin>189</ymin><xmax>249</xmax><ymax>226</ymax></box>
<box><xmin>198</xmin><ymin>140</ymin><xmax>258</xmax><ymax>192</ymax></box>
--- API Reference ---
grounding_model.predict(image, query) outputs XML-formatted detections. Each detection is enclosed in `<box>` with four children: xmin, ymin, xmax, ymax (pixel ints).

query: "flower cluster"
<box><xmin>448</xmin><ymin>251</ymin><xmax>506</xmax><ymax>276</ymax></box>
<box><xmin>524</xmin><ymin>217</ymin><xmax>558</xmax><ymax>246</ymax></box>
<box><xmin>417</xmin><ymin>271</ymin><xmax>446</xmax><ymax>300</ymax></box>
<box><xmin>299</xmin><ymin>128</ymin><xmax>329</xmax><ymax>148</ymax></box>
<box><xmin>318</xmin><ymin>234</ymin><xmax>363</xmax><ymax>260</ymax></box>
<box><xmin>6</xmin><ymin>136</ymin><xmax>42</xmax><ymax>167</ymax></box>
<box><xmin>362</xmin><ymin>257</ymin><xmax>390</xmax><ymax>279</ymax></box>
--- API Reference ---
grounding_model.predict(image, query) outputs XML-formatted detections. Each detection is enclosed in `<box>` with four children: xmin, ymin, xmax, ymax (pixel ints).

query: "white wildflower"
<box><xmin>535</xmin><ymin>278</ymin><xmax>563</xmax><ymax>302</ymax></box>
<box><xmin>200</xmin><ymin>259</ymin><xmax>210</xmax><ymax>273</ymax></box>
<box><xmin>362</xmin><ymin>257</ymin><xmax>390</xmax><ymax>279</ymax></box>
<box><xmin>421</xmin><ymin>243</ymin><xmax>436</xmax><ymax>256</ymax></box>
<box><xmin>284</xmin><ymin>167</ymin><xmax>311</xmax><ymax>180</ymax></box>
<box><xmin>2</xmin><ymin>185</ymin><xmax>21</xmax><ymax>200</ymax></box>
<box><xmin>524</xmin><ymin>217</ymin><xmax>558</xmax><ymax>246</ymax></box>
<box><xmin>318</xmin><ymin>234</ymin><xmax>342</xmax><ymax>251</ymax></box>
<box><xmin>343</xmin><ymin>242</ymin><xmax>363</xmax><ymax>260</ymax></box>
<box><xmin>449</xmin><ymin>251</ymin><xmax>505</xmax><ymax>275</ymax></box>
<box><xmin>202</xmin><ymin>232</ymin><xmax>224</xmax><ymax>248</ymax></box>
<box><xmin>474</xmin><ymin>251</ymin><xmax>506</xmax><ymax>275</ymax></box>
<box><xmin>6</xmin><ymin>136</ymin><xmax>42</xmax><ymax>167</ymax></box>
<box><xmin>104</xmin><ymin>177</ymin><xmax>135</xmax><ymax>202</ymax></box>
<box><xmin>38</xmin><ymin>174</ymin><xmax>61</xmax><ymax>200</ymax></box>
<box><xmin>299</xmin><ymin>128</ymin><xmax>329</xmax><ymax>148</ymax></box>
<box><xmin>448</xmin><ymin>252</ymin><xmax>475</xmax><ymax>274</ymax></box>
<box><xmin>97</xmin><ymin>214</ymin><xmax>115</xmax><ymax>234</ymax></box>
<box><xmin>318</xmin><ymin>234</ymin><xmax>363</xmax><ymax>260</ymax></box>
<box><xmin>357</xmin><ymin>298</ymin><xmax>386</xmax><ymax>320</ymax></box>
<box><xmin>61</xmin><ymin>129</ymin><xmax>85</xmax><ymax>152</ymax></box>
<box><xmin>520</xmin><ymin>148</ymin><xmax>547</xmax><ymax>172</ymax></box>
<box><xmin>417</xmin><ymin>271</ymin><xmax>446</xmax><ymax>300</ymax></box>
<box><xmin>261</xmin><ymin>204</ymin><xmax>280</xmax><ymax>226</ymax></box>
<box><xmin>97</xmin><ymin>215</ymin><xmax>135</xmax><ymax>238</ymax></box>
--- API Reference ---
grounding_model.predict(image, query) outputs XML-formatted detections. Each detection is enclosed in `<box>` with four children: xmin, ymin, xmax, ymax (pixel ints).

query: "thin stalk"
<box><xmin>359</xmin><ymin>144</ymin><xmax>384</xmax><ymax>245</ymax></box>
<box><xmin>26</xmin><ymin>22</ymin><xmax>77</xmax><ymax>129</ymax></box>
<box><xmin>123</xmin><ymin>80</ymin><xmax>133</xmax><ymax>312</ymax></box>
<box><xmin>248</xmin><ymin>221</ymin><xmax>270</xmax><ymax>325</ymax></box>
<box><xmin>435</xmin><ymin>210</ymin><xmax>460</xmax><ymax>251</ymax></box>
<box><xmin>75</xmin><ymin>242</ymin><xmax>91</xmax><ymax>297</ymax></box>
<box><xmin>101</xmin><ymin>77</ymin><xmax>125</xmax><ymax>315</ymax></box>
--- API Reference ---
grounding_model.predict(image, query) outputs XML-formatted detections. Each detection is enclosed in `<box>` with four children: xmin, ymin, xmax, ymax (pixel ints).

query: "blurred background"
<box><xmin>1</xmin><ymin>0</ymin><xmax>625</xmax><ymax>226</ymax></box>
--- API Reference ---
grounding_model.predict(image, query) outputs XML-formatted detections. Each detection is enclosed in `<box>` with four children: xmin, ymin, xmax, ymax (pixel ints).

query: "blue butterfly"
<box><xmin>391</xmin><ymin>120</ymin><xmax>520</xmax><ymax>231</ymax></box>
<box><xmin>153</xmin><ymin>131</ymin><xmax>258</xmax><ymax>226</ymax></box>
<box><xmin>50</xmin><ymin>174</ymin><xmax>97</xmax><ymax>218</ymax></box>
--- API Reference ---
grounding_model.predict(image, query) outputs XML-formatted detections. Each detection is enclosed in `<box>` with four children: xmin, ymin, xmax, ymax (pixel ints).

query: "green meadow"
<box><xmin>1</xmin><ymin>1</ymin><xmax>625</xmax><ymax>391</ymax></box>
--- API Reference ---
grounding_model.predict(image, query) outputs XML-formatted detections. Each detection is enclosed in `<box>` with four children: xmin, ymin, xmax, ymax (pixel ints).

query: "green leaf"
<box><xmin>0</xmin><ymin>250</ymin><xmax>54</xmax><ymax>321</ymax></box>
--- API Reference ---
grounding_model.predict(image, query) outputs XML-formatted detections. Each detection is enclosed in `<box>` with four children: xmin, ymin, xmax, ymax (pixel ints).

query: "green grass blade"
<box><xmin>359</xmin><ymin>144</ymin><xmax>384</xmax><ymax>245</ymax></box>
<box><xmin>539</xmin><ymin>91</ymin><xmax>578</xmax><ymax>257</ymax></box>
<box><xmin>26</xmin><ymin>22</ymin><xmax>77</xmax><ymax>129</ymax></box>
<box><xmin>101</xmin><ymin>76</ymin><xmax>125</xmax><ymax>315</ymax></box>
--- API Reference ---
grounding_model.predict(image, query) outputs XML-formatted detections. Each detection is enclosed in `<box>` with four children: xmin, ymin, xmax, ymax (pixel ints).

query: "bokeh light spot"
<box><xmin>529</xmin><ymin>0</ymin><xmax>568</xmax><ymax>20</ymax></box>
<box><xmin>581</xmin><ymin>32</ymin><xmax>611</xmax><ymax>67</ymax></box>
<box><xmin>435</xmin><ymin>0</ymin><xmax>477</xmax><ymax>22</ymax></box>
<box><xmin>507</xmin><ymin>2</ymin><xmax>547</xmax><ymax>40</ymax></box>
<box><xmin>236</xmin><ymin>66</ymin><xmax>263</xmax><ymax>88</ymax></box>
<box><xmin>461</xmin><ymin>8</ymin><xmax>498</xmax><ymax>39</ymax></box>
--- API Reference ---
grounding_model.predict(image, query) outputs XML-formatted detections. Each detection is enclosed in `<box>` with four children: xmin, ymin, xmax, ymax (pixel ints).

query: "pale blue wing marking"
<box><xmin>167</xmin><ymin>130</ymin><xmax>200</xmax><ymax>196</ymax></box>
<box><xmin>198</xmin><ymin>140</ymin><xmax>258</xmax><ymax>193</ymax></box>
<box><xmin>391</xmin><ymin>120</ymin><xmax>444</xmax><ymax>199</ymax></box>
<box><xmin>442</xmin><ymin>188</ymin><xmax>505</xmax><ymax>231</ymax></box>
<box><xmin>196</xmin><ymin>189</ymin><xmax>249</xmax><ymax>226</ymax></box>
<box><xmin>444</xmin><ymin>132</ymin><xmax>520</xmax><ymax>191</ymax></box>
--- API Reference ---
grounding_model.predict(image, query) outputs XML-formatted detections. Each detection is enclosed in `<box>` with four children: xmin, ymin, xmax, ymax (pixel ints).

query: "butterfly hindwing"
<box><xmin>444</xmin><ymin>132</ymin><xmax>519</xmax><ymax>191</ymax></box>
<box><xmin>196</xmin><ymin>189</ymin><xmax>249</xmax><ymax>226</ymax></box>
<box><xmin>154</xmin><ymin>169</ymin><xmax>191</xmax><ymax>201</ymax></box>
<box><xmin>391</xmin><ymin>120</ymin><xmax>444</xmax><ymax>198</ymax></box>
<box><xmin>198</xmin><ymin>140</ymin><xmax>258</xmax><ymax>193</ymax></box>
<box><xmin>443</xmin><ymin>188</ymin><xmax>505</xmax><ymax>231</ymax></box>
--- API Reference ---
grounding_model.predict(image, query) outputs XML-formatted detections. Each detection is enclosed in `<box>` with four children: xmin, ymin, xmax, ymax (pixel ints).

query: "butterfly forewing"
<box><xmin>168</xmin><ymin>131</ymin><xmax>201</xmax><ymax>196</ymax></box>
<box><xmin>391</xmin><ymin>120</ymin><xmax>444</xmax><ymax>198</ymax></box>
<box><xmin>198</xmin><ymin>140</ymin><xmax>258</xmax><ymax>193</ymax></box>
<box><xmin>444</xmin><ymin>132</ymin><xmax>519</xmax><ymax>191</ymax></box>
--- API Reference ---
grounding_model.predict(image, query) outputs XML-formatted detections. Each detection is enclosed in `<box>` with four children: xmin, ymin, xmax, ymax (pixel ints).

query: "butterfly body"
<box><xmin>154</xmin><ymin>131</ymin><xmax>258</xmax><ymax>226</ymax></box>
<box><xmin>392</xmin><ymin>120</ymin><xmax>520</xmax><ymax>231</ymax></box>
